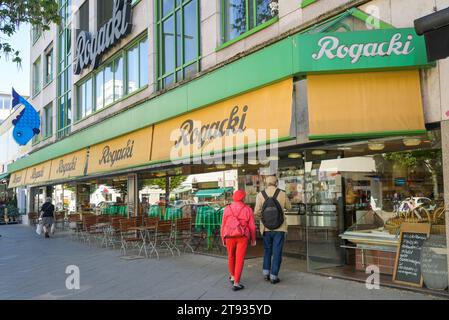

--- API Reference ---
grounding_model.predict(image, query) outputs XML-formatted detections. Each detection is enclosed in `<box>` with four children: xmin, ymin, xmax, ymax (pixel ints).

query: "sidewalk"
<box><xmin>0</xmin><ymin>225</ymin><xmax>443</xmax><ymax>300</ymax></box>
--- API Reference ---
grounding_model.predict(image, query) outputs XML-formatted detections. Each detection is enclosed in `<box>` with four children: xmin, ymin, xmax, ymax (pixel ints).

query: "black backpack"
<box><xmin>261</xmin><ymin>189</ymin><xmax>284</xmax><ymax>230</ymax></box>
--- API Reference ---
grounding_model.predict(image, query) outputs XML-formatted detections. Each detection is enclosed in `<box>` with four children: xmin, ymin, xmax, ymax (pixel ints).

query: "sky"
<box><xmin>0</xmin><ymin>24</ymin><xmax>31</xmax><ymax>96</ymax></box>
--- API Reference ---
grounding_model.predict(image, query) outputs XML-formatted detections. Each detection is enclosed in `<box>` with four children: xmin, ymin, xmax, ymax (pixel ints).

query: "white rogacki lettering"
<box><xmin>311</xmin><ymin>33</ymin><xmax>415</xmax><ymax>64</ymax></box>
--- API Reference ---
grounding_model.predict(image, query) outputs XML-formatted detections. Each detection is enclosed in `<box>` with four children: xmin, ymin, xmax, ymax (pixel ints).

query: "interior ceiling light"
<box><xmin>288</xmin><ymin>153</ymin><xmax>302</xmax><ymax>159</ymax></box>
<box><xmin>403</xmin><ymin>138</ymin><xmax>421</xmax><ymax>147</ymax></box>
<box><xmin>311</xmin><ymin>150</ymin><xmax>326</xmax><ymax>155</ymax></box>
<box><xmin>216</xmin><ymin>164</ymin><xmax>226</xmax><ymax>169</ymax></box>
<box><xmin>368</xmin><ymin>142</ymin><xmax>385</xmax><ymax>151</ymax></box>
<box><xmin>267</xmin><ymin>155</ymin><xmax>279</xmax><ymax>161</ymax></box>
<box><xmin>337</xmin><ymin>147</ymin><xmax>352</xmax><ymax>151</ymax></box>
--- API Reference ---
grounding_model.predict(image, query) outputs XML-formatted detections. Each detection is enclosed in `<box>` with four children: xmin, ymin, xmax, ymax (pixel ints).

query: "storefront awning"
<box><xmin>195</xmin><ymin>188</ymin><xmax>234</xmax><ymax>198</ymax></box>
<box><xmin>151</xmin><ymin>79</ymin><xmax>294</xmax><ymax>163</ymax></box>
<box><xmin>0</xmin><ymin>172</ymin><xmax>9</xmax><ymax>181</ymax></box>
<box><xmin>8</xmin><ymin>169</ymin><xmax>27</xmax><ymax>189</ymax></box>
<box><xmin>307</xmin><ymin>70</ymin><xmax>426</xmax><ymax>140</ymax></box>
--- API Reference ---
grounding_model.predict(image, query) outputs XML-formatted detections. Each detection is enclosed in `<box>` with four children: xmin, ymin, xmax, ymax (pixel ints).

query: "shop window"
<box><xmin>32</xmin><ymin>57</ymin><xmax>42</xmax><ymax>96</ymax></box>
<box><xmin>43</xmin><ymin>103</ymin><xmax>53</xmax><ymax>138</ymax></box>
<box><xmin>44</xmin><ymin>47</ymin><xmax>54</xmax><ymax>85</ymax></box>
<box><xmin>157</xmin><ymin>0</ymin><xmax>200</xmax><ymax>89</ymax></box>
<box><xmin>221</xmin><ymin>0</ymin><xmax>278</xmax><ymax>44</ymax></box>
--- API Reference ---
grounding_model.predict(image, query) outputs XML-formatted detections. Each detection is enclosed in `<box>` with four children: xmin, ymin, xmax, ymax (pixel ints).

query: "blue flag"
<box><xmin>11</xmin><ymin>88</ymin><xmax>41</xmax><ymax>146</ymax></box>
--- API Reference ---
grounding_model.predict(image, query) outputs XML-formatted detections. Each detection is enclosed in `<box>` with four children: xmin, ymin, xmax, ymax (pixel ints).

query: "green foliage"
<box><xmin>0</xmin><ymin>0</ymin><xmax>60</xmax><ymax>64</ymax></box>
<box><xmin>144</xmin><ymin>176</ymin><xmax>187</xmax><ymax>192</ymax></box>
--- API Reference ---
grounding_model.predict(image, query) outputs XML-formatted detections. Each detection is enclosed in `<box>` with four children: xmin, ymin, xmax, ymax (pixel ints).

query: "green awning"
<box><xmin>0</xmin><ymin>172</ymin><xmax>9</xmax><ymax>181</ymax></box>
<box><xmin>195</xmin><ymin>187</ymin><xmax>234</xmax><ymax>198</ymax></box>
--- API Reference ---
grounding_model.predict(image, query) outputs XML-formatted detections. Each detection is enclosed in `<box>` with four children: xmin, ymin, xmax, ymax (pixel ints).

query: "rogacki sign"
<box><xmin>297</xmin><ymin>28</ymin><xmax>430</xmax><ymax>73</ymax></box>
<box><xmin>74</xmin><ymin>0</ymin><xmax>132</xmax><ymax>75</ymax></box>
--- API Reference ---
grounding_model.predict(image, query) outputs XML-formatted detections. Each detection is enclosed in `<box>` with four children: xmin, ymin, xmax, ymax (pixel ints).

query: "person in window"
<box><xmin>221</xmin><ymin>190</ymin><xmax>256</xmax><ymax>291</ymax></box>
<box><xmin>40</xmin><ymin>197</ymin><xmax>55</xmax><ymax>238</ymax></box>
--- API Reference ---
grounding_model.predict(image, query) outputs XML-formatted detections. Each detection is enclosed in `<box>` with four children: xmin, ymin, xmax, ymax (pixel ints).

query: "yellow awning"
<box><xmin>50</xmin><ymin>149</ymin><xmax>87</xmax><ymax>181</ymax></box>
<box><xmin>151</xmin><ymin>78</ymin><xmax>294</xmax><ymax>163</ymax></box>
<box><xmin>24</xmin><ymin>161</ymin><xmax>52</xmax><ymax>186</ymax></box>
<box><xmin>307</xmin><ymin>70</ymin><xmax>426</xmax><ymax>139</ymax></box>
<box><xmin>8</xmin><ymin>169</ymin><xmax>27</xmax><ymax>188</ymax></box>
<box><xmin>87</xmin><ymin>126</ymin><xmax>153</xmax><ymax>175</ymax></box>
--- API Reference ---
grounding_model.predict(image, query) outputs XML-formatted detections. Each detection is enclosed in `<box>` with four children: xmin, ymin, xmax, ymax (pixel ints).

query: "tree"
<box><xmin>144</xmin><ymin>176</ymin><xmax>187</xmax><ymax>192</ymax></box>
<box><xmin>0</xmin><ymin>0</ymin><xmax>60</xmax><ymax>64</ymax></box>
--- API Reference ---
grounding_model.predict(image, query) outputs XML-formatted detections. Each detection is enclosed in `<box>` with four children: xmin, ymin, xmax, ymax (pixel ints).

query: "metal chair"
<box><xmin>143</xmin><ymin>217</ymin><xmax>159</xmax><ymax>259</ymax></box>
<box><xmin>119</xmin><ymin>219</ymin><xmax>144</xmax><ymax>257</ymax></box>
<box><xmin>28</xmin><ymin>212</ymin><xmax>39</xmax><ymax>226</ymax></box>
<box><xmin>154</xmin><ymin>220</ymin><xmax>175</xmax><ymax>257</ymax></box>
<box><xmin>173</xmin><ymin>217</ymin><xmax>194</xmax><ymax>255</ymax></box>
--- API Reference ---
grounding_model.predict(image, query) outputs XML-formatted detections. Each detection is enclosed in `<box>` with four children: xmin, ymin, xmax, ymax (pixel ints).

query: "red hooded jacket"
<box><xmin>221</xmin><ymin>201</ymin><xmax>256</xmax><ymax>245</ymax></box>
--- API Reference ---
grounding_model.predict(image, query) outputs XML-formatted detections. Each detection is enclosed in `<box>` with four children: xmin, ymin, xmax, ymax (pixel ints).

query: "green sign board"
<box><xmin>296</xmin><ymin>28</ymin><xmax>431</xmax><ymax>73</ymax></box>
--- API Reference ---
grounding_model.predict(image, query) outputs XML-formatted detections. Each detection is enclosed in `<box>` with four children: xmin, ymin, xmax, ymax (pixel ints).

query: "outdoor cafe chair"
<box><xmin>154</xmin><ymin>220</ymin><xmax>176</xmax><ymax>258</ymax></box>
<box><xmin>28</xmin><ymin>212</ymin><xmax>39</xmax><ymax>226</ymax></box>
<box><xmin>143</xmin><ymin>217</ymin><xmax>159</xmax><ymax>259</ymax></box>
<box><xmin>82</xmin><ymin>215</ymin><xmax>103</xmax><ymax>246</ymax></box>
<box><xmin>173</xmin><ymin>217</ymin><xmax>194</xmax><ymax>255</ymax></box>
<box><xmin>54</xmin><ymin>212</ymin><xmax>66</xmax><ymax>230</ymax></box>
<box><xmin>107</xmin><ymin>217</ymin><xmax>124</xmax><ymax>249</ymax></box>
<box><xmin>68</xmin><ymin>214</ymin><xmax>81</xmax><ymax>240</ymax></box>
<box><xmin>119</xmin><ymin>219</ymin><xmax>144</xmax><ymax>257</ymax></box>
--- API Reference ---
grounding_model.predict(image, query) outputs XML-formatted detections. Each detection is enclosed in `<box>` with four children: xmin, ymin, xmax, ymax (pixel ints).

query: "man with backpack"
<box><xmin>254</xmin><ymin>175</ymin><xmax>291</xmax><ymax>284</ymax></box>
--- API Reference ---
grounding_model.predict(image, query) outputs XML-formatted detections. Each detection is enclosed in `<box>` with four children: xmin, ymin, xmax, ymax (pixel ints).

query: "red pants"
<box><xmin>226</xmin><ymin>237</ymin><xmax>248</xmax><ymax>284</ymax></box>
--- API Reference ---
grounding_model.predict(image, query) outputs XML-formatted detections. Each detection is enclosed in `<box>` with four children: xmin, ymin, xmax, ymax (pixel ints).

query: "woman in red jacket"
<box><xmin>221</xmin><ymin>190</ymin><xmax>256</xmax><ymax>291</ymax></box>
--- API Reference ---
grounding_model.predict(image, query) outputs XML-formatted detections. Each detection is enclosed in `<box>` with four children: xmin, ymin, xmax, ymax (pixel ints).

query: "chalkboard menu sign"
<box><xmin>421</xmin><ymin>235</ymin><xmax>448</xmax><ymax>290</ymax></box>
<box><xmin>393</xmin><ymin>223</ymin><xmax>431</xmax><ymax>287</ymax></box>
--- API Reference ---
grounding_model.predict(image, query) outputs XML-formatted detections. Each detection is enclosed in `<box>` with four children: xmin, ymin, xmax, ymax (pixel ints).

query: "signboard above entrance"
<box><xmin>74</xmin><ymin>0</ymin><xmax>133</xmax><ymax>75</ymax></box>
<box><xmin>296</xmin><ymin>28</ymin><xmax>430</xmax><ymax>73</ymax></box>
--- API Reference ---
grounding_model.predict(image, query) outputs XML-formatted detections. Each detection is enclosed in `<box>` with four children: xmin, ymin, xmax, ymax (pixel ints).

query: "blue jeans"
<box><xmin>262</xmin><ymin>231</ymin><xmax>285</xmax><ymax>280</ymax></box>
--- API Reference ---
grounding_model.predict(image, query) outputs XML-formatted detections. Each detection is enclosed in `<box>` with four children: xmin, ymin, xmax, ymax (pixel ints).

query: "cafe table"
<box><xmin>195</xmin><ymin>206</ymin><xmax>224</xmax><ymax>249</ymax></box>
<box><xmin>164</xmin><ymin>207</ymin><xmax>183</xmax><ymax>221</ymax></box>
<box><xmin>127</xmin><ymin>225</ymin><xmax>158</xmax><ymax>258</ymax></box>
<box><xmin>148</xmin><ymin>206</ymin><xmax>163</xmax><ymax>219</ymax></box>
<box><xmin>92</xmin><ymin>222</ymin><xmax>111</xmax><ymax>247</ymax></box>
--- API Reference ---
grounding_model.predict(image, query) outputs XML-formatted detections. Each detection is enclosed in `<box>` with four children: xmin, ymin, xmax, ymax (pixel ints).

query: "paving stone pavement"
<box><xmin>0</xmin><ymin>225</ymin><xmax>445</xmax><ymax>300</ymax></box>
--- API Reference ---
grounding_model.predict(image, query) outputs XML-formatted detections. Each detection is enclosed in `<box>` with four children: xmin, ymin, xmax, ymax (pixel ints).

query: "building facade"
<box><xmin>5</xmin><ymin>0</ymin><xmax>449</xmax><ymax>293</ymax></box>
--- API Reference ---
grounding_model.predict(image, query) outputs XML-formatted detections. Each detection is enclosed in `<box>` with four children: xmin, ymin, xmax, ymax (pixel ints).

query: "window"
<box><xmin>127</xmin><ymin>37</ymin><xmax>148</xmax><ymax>94</ymax></box>
<box><xmin>76</xmin><ymin>35</ymin><xmax>148</xmax><ymax>121</ymax></box>
<box><xmin>156</xmin><ymin>0</ymin><xmax>200</xmax><ymax>89</ymax></box>
<box><xmin>32</xmin><ymin>111</ymin><xmax>41</xmax><ymax>144</ymax></box>
<box><xmin>222</xmin><ymin>0</ymin><xmax>278</xmax><ymax>43</ymax></box>
<box><xmin>97</xmin><ymin>0</ymin><xmax>113</xmax><ymax>28</ymax></box>
<box><xmin>57</xmin><ymin>0</ymin><xmax>72</xmax><ymax>138</ymax></box>
<box><xmin>45</xmin><ymin>47</ymin><xmax>54</xmax><ymax>85</ymax></box>
<box><xmin>33</xmin><ymin>57</ymin><xmax>42</xmax><ymax>96</ymax></box>
<box><xmin>43</xmin><ymin>103</ymin><xmax>53</xmax><ymax>138</ymax></box>
<box><xmin>31</xmin><ymin>25</ymin><xmax>42</xmax><ymax>44</ymax></box>
<box><xmin>79</xmin><ymin>0</ymin><xmax>90</xmax><ymax>31</ymax></box>
<box><xmin>77</xmin><ymin>78</ymin><xmax>93</xmax><ymax>120</ymax></box>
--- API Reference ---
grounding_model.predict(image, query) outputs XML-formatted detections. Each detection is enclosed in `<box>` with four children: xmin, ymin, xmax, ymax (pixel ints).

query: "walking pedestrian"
<box><xmin>40</xmin><ymin>197</ymin><xmax>55</xmax><ymax>238</ymax></box>
<box><xmin>254</xmin><ymin>176</ymin><xmax>291</xmax><ymax>284</ymax></box>
<box><xmin>221</xmin><ymin>190</ymin><xmax>256</xmax><ymax>291</ymax></box>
